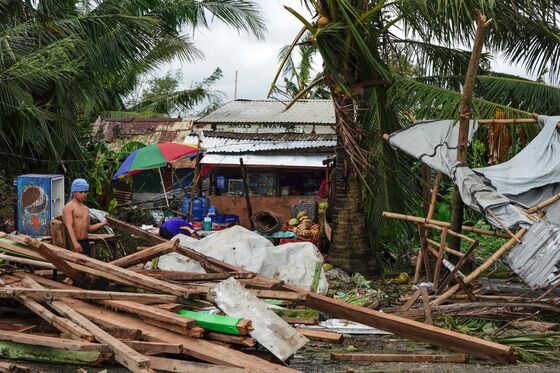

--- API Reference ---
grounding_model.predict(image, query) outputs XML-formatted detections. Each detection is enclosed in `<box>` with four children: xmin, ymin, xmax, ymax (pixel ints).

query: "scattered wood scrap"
<box><xmin>331</xmin><ymin>353</ymin><xmax>468</xmax><ymax>363</ymax></box>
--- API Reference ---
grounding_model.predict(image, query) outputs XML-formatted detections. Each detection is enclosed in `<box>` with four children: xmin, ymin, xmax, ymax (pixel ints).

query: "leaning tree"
<box><xmin>274</xmin><ymin>0</ymin><xmax>560</xmax><ymax>273</ymax></box>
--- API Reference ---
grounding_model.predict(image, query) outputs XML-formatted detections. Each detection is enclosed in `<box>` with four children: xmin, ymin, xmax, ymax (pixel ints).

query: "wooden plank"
<box><xmin>13</xmin><ymin>235</ymin><xmax>198</xmax><ymax>299</ymax></box>
<box><xmin>287</xmin><ymin>287</ymin><xmax>515</xmax><ymax>364</ymax></box>
<box><xmin>50</xmin><ymin>219</ymin><xmax>67</xmax><ymax>249</ymax></box>
<box><xmin>100</xmin><ymin>300</ymin><xmax>196</xmax><ymax>329</ymax></box>
<box><xmin>133</xmin><ymin>269</ymin><xmax>255</xmax><ymax>281</ymax></box>
<box><xmin>435</xmin><ymin>241</ymin><xmax>478</xmax><ymax>294</ymax></box>
<box><xmin>296</xmin><ymin>328</ymin><xmax>343</xmax><ymax>343</ymax></box>
<box><xmin>420</xmin><ymin>286</ymin><xmax>433</xmax><ymax>325</ymax></box>
<box><xmin>455</xmin><ymin>276</ymin><xmax>477</xmax><ymax>302</ymax></box>
<box><xmin>144</xmin><ymin>319</ymin><xmax>204</xmax><ymax>338</ymax></box>
<box><xmin>0</xmin><ymin>253</ymin><xmax>55</xmax><ymax>269</ymax></box>
<box><xmin>0</xmin><ymin>330</ymin><xmax>106</xmax><ymax>352</ymax></box>
<box><xmin>109</xmin><ymin>239</ymin><xmax>179</xmax><ymax>268</ymax></box>
<box><xmin>62</xmin><ymin>297</ymin><xmax>301</xmax><ymax>372</ymax></box>
<box><xmin>400</xmin><ymin>289</ymin><xmax>421</xmax><ymax>312</ymax></box>
<box><xmin>1</xmin><ymin>288</ymin><xmax>179</xmax><ymax>303</ymax></box>
<box><xmin>50</xmin><ymin>300</ymin><xmax>152</xmax><ymax>372</ymax></box>
<box><xmin>0</xmin><ymin>361</ymin><xmax>31</xmax><ymax>373</ymax></box>
<box><xmin>124</xmin><ymin>341</ymin><xmax>183</xmax><ymax>355</ymax></box>
<box><xmin>24</xmin><ymin>238</ymin><xmax>85</xmax><ymax>283</ymax></box>
<box><xmin>14</xmin><ymin>294</ymin><xmax>94</xmax><ymax>342</ymax></box>
<box><xmin>331</xmin><ymin>353</ymin><xmax>467</xmax><ymax>363</ymax></box>
<box><xmin>151</xmin><ymin>303</ymin><xmax>184</xmax><ymax>313</ymax></box>
<box><xmin>101</xmin><ymin>326</ymin><xmax>142</xmax><ymax>340</ymax></box>
<box><xmin>251</xmin><ymin>289</ymin><xmax>307</xmax><ymax>301</ymax></box>
<box><xmin>282</xmin><ymin>317</ymin><xmax>318</xmax><ymax>325</ymax></box>
<box><xmin>206</xmin><ymin>332</ymin><xmax>256</xmax><ymax>347</ymax></box>
<box><xmin>433</xmin><ymin>227</ymin><xmax>448</xmax><ymax>289</ymax></box>
<box><xmin>417</xmin><ymin>223</ymin><xmax>432</xmax><ymax>282</ymax></box>
<box><xmin>10</xmin><ymin>281</ymin><xmax>94</xmax><ymax>342</ymax></box>
<box><xmin>0</xmin><ymin>340</ymin><xmax>106</xmax><ymax>366</ymax></box>
<box><xmin>148</xmin><ymin>356</ymin><xmax>248</xmax><ymax>373</ymax></box>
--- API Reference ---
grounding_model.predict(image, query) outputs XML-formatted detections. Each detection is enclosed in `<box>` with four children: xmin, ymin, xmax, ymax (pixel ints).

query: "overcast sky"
<box><xmin>159</xmin><ymin>0</ymin><xmax>308</xmax><ymax>105</ymax></box>
<box><xmin>156</xmin><ymin>0</ymin><xmax>537</xmax><ymax>110</ymax></box>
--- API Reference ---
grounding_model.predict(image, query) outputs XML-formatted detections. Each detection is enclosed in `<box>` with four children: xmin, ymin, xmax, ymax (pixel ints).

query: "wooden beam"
<box><xmin>61</xmin><ymin>297</ymin><xmax>301</xmax><ymax>372</ymax></box>
<box><xmin>205</xmin><ymin>332</ymin><xmax>256</xmax><ymax>347</ymax></box>
<box><xmin>0</xmin><ymin>330</ymin><xmax>106</xmax><ymax>352</ymax></box>
<box><xmin>49</xmin><ymin>300</ymin><xmax>152</xmax><ymax>372</ymax></box>
<box><xmin>435</xmin><ymin>241</ymin><xmax>478</xmax><ymax>294</ymax></box>
<box><xmin>0</xmin><ymin>288</ymin><xmax>179</xmax><ymax>303</ymax></box>
<box><xmin>0</xmin><ymin>361</ymin><xmax>31</xmax><ymax>373</ymax></box>
<box><xmin>420</xmin><ymin>286</ymin><xmax>433</xmax><ymax>325</ymax></box>
<box><xmin>100</xmin><ymin>300</ymin><xmax>197</xmax><ymax>329</ymax></box>
<box><xmin>24</xmin><ymin>237</ymin><xmax>85</xmax><ymax>283</ymax></box>
<box><xmin>287</xmin><ymin>287</ymin><xmax>514</xmax><ymax>364</ymax></box>
<box><xmin>124</xmin><ymin>341</ymin><xmax>183</xmax><ymax>355</ymax></box>
<box><xmin>0</xmin><ymin>253</ymin><xmax>55</xmax><ymax>269</ymax></box>
<box><xmin>148</xmin><ymin>356</ymin><xmax>248</xmax><ymax>373</ymax></box>
<box><xmin>331</xmin><ymin>353</ymin><xmax>467</xmax><ymax>363</ymax></box>
<box><xmin>296</xmin><ymin>328</ymin><xmax>343</xmax><ymax>343</ymax></box>
<box><xmin>133</xmin><ymin>269</ymin><xmax>255</xmax><ymax>281</ymax></box>
<box><xmin>432</xmin><ymin>227</ymin><xmax>448</xmax><ymax>289</ymax></box>
<box><xmin>109</xmin><ymin>239</ymin><xmax>179</xmax><ymax>268</ymax></box>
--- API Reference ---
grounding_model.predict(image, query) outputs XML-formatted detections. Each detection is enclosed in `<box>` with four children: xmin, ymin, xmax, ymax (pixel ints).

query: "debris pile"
<box><xmin>0</xmin><ymin>216</ymin><xmax>519</xmax><ymax>371</ymax></box>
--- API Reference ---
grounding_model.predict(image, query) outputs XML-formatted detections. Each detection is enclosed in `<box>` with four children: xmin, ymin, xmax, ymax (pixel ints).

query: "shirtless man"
<box><xmin>62</xmin><ymin>179</ymin><xmax>107</xmax><ymax>256</ymax></box>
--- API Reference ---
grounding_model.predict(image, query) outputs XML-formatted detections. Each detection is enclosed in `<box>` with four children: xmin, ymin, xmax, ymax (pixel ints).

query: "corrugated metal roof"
<box><xmin>196</xmin><ymin>99</ymin><xmax>335</xmax><ymax>124</ymax></box>
<box><xmin>507</xmin><ymin>219</ymin><xmax>560</xmax><ymax>289</ymax></box>
<box><xmin>203</xmin><ymin>132</ymin><xmax>336</xmax><ymax>141</ymax></box>
<box><xmin>183</xmin><ymin>135</ymin><xmax>335</xmax><ymax>153</ymax></box>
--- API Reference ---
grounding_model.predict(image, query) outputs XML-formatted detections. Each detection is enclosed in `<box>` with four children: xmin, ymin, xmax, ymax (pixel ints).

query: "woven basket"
<box><xmin>251</xmin><ymin>210</ymin><xmax>282</xmax><ymax>234</ymax></box>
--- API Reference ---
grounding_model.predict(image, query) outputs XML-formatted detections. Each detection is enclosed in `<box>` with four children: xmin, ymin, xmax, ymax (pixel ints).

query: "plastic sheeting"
<box><xmin>388</xmin><ymin>116</ymin><xmax>560</xmax><ymax>229</ymax></box>
<box><xmin>157</xmin><ymin>225</ymin><xmax>329</xmax><ymax>294</ymax></box>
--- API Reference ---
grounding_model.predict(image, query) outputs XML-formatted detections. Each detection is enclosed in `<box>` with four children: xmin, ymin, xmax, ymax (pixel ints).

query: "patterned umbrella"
<box><xmin>113</xmin><ymin>142</ymin><xmax>203</xmax><ymax>206</ymax></box>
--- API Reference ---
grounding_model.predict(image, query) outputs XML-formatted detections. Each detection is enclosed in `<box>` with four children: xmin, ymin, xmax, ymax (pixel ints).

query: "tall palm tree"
<box><xmin>275</xmin><ymin>0</ymin><xmax>560</xmax><ymax>273</ymax></box>
<box><xmin>270</xmin><ymin>33</ymin><xmax>330</xmax><ymax>99</ymax></box>
<box><xmin>0</xmin><ymin>0</ymin><xmax>265</xmax><ymax>176</ymax></box>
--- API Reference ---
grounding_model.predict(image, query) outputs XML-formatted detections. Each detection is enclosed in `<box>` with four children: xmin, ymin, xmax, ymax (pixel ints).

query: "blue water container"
<box><xmin>181</xmin><ymin>193</ymin><xmax>191</xmax><ymax>215</ymax></box>
<box><xmin>201</xmin><ymin>192</ymin><xmax>210</xmax><ymax>216</ymax></box>
<box><xmin>192</xmin><ymin>195</ymin><xmax>204</xmax><ymax>221</ymax></box>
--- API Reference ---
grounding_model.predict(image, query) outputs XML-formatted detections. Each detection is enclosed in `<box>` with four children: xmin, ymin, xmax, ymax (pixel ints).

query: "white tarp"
<box><xmin>388</xmin><ymin>116</ymin><xmax>560</xmax><ymax>229</ymax></box>
<box><xmin>157</xmin><ymin>225</ymin><xmax>329</xmax><ymax>294</ymax></box>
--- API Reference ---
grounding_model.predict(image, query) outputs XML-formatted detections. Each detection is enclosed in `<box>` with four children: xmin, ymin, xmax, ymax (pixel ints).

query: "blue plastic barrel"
<box><xmin>192</xmin><ymin>195</ymin><xmax>204</xmax><ymax>221</ymax></box>
<box><xmin>181</xmin><ymin>193</ymin><xmax>191</xmax><ymax>215</ymax></box>
<box><xmin>201</xmin><ymin>192</ymin><xmax>210</xmax><ymax>216</ymax></box>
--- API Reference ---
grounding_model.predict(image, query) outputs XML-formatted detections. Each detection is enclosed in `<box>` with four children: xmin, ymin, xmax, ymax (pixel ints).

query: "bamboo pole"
<box><xmin>431</xmin><ymin>229</ymin><xmax>525</xmax><ymax>306</ymax></box>
<box><xmin>382</xmin><ymin>211</ymin><xmax>509</xmax><ymax>238</ymax></box>
<box><xmin>487</xmin><ymin>208</ymin><xmax>521</xmax><ymax>243</ymax></box>
<box><xmin>527</xmin><ymin>192</ymin><xmax>560</xmax><ymax>213</ymax></box>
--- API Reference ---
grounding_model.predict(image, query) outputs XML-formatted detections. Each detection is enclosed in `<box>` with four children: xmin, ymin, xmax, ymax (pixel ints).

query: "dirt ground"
<box><xmin>4</xmin><ymin>334</ymin><xmax>559</xmax><ymax>373</ymax></box>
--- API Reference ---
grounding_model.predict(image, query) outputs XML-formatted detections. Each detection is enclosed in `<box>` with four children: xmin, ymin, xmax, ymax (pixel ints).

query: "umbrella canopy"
<box><xmin>113</xmin><ymin>142</ymin><xmax>202</xmax><ymax>179</ymax></box>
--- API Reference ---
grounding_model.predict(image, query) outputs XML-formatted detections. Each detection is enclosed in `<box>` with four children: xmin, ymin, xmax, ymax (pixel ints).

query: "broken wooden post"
<box><xmin>450</xmin><ymin>13</ymin><xmax>492</xmax><ymax>250</ymax></box>
<box><xmin>239</xmin><ymin>158</ymin><xmax>255</xmax><ymax>230</ymax></box>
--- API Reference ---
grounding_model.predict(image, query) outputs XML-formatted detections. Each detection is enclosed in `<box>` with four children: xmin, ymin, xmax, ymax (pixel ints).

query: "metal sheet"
<box><xmin>200</xmin><ymin>154</ymin><xmax>328</xmax><ymax>168</ymax></box>
<box><xmin>208</xmin><ymin>278</ymin><xmax>308</xmax><ymax>361</ymax></box>
<box><xmin>184</xmin><ymin>135</ymin><xmax>335</xmax><ymax>153</ymax></box>
<box><xmin>506</xmin><ymin>219</ymin><xmax>560</xmax><ymax>289</ymax></box>
<box><xmin>196</xmin><ymin>99</ymin><xmax>335</xmax><ymax>124</ymax></box>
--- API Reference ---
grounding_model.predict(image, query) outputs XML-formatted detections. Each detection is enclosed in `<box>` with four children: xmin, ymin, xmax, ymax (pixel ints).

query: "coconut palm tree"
<box><xmin>0</xmin><ymin>0</ymin><xmax>265</xmax><ymax>176</ymax></box>
<box><xmin>274</xmin><ymin>0</ymin><xmax>560</xmax><ymax>273</ymax></box>
<box><xmin>270</xmin><ymin>34</ymin><xmax>330</xmax><ymax>100</ymax></box>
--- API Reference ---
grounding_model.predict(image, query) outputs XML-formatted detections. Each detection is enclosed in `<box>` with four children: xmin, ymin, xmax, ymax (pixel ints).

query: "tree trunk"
<box><xmin>327</xmin><ymin>93</ymin><xmax>374</xmax><ymax>274</ymax></box>
<box><xmin>449</xmin><ymin>14</ymin><xmax>492</xmax><ymax>250</ymax></box>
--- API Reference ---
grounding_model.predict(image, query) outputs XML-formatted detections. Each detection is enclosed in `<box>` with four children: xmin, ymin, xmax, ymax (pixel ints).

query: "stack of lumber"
<box><xmin>0</xmin><ymin>216</ymin><xmax>518</xmax><ymax>372</ymax></box>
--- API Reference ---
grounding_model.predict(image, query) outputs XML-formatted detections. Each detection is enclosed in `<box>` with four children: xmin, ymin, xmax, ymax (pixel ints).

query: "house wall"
<box><xmin>207</xmin><ymin>195</ymin><xmax>325</xmax><ymax>228</ymax></box>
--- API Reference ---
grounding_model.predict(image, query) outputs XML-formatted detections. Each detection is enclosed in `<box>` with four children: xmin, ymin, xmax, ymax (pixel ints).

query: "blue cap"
<box><xmin>69</xmin><ymin>179</ymin><xmax>89</xmax><ymax>201</ymax></box>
